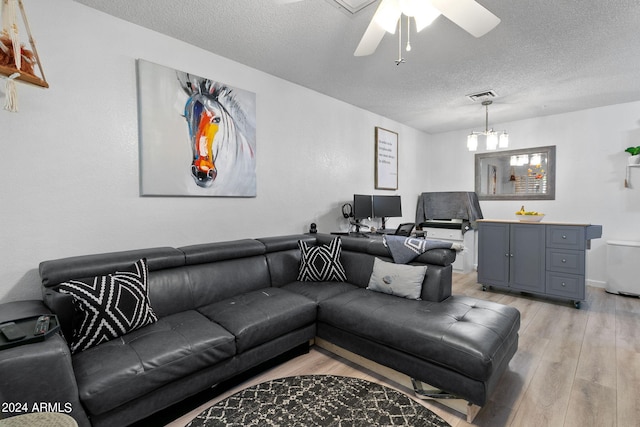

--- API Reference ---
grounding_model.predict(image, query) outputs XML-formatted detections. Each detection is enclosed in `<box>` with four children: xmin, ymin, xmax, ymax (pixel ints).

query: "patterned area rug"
<box><xmin>186</xmin><ymin>375</ymin><xmax>450</xmax><ymax>427</ymax></box>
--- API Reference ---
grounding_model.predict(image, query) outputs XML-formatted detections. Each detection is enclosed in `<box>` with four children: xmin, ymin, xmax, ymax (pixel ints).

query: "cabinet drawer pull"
<box><xmin>562</xmin><ymin>235</ymin><xmax>567</xmax><ymax>239</ymax></box>
<box><xmin>562</xmin><ymin>282</ymin><xmax>566</xmax><ymax>287</ymax></box>
<box><xmin>562</xmin><ymin>258</ymin><xmax>567</xmax><ymax>263</ymax></box>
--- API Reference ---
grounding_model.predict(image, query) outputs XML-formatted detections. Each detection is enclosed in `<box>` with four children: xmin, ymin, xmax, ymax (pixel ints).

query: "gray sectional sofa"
<box><xmin>0</xmin><ymin>234</ymin><xmax>520</xmax><ymax>426</ymax></box>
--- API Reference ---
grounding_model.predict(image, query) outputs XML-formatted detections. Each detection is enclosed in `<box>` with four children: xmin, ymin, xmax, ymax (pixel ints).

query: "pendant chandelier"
<box><xmin>467</xmin><ymin>100</ymin><xmax>508</xmax><ymax>151</ymax></box>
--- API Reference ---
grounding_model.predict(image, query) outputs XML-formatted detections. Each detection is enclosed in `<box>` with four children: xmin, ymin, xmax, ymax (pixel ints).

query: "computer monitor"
<box><xmin>353</xmin><ymin>194</ymin><xmax>373</xmax><ymax>219</ymax></box>
<box><xmin>372</xmin><ymin>195</ymin><xmax>402</xmax><ymax>218</ymax></box>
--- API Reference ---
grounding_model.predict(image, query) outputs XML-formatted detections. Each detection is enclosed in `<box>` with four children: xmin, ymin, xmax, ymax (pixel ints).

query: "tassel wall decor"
<box><xmin>1</xmin><ymin>0</ymin><xmax>20</xmax><ymax>70</ymax></box>
<box><xmin>0</xmin><ymin>0</ymin><xmax>48</xmax><ymax>112</ymax></box>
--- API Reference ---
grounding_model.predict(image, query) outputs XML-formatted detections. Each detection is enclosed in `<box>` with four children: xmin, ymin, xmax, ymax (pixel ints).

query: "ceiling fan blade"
<box><xmin>354</xmin><ymin>0</ymin><xmax>400</xmax><ymax>56</ymax></box>
<box><xmin>354</xmin><ymin>19</ymin><xmax>387</xmax><ymax>56</ymax></box>
<box><xmin>429</xmin><ymin>0</ymin><xmax>500</xmax><ymax>38</ymax></box>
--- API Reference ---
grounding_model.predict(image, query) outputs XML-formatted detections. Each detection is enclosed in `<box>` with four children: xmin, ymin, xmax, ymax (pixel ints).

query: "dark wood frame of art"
<box><xmin>375</xmin><ymin>127</ymin><xmax>398</xmax><ymax>190</ymax></box>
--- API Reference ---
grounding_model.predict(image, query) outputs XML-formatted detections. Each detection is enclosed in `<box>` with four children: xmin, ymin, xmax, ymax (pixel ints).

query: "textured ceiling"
<box><xmin>73</xmin><ymin>0</ymin><xmax>640</xmax><ymax>134</ymax></box>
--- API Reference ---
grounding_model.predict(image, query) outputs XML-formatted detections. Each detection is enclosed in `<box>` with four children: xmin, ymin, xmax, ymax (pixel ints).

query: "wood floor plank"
<box><xmin>616</xmin><ymin>300</ymin><xmax>640</xmax><ymax>354</ymax></box>
<box><xmin>616</xmin><ymin>348</ymin><xmax>640</xmax><ymax>427</ymax></box>
<box><xmin>491</xmin><ymin>332</ymin><xmax>548</xmax><ymax>403</ymax></box>
<box><xmin>584</xmin><ymin>286</ymin><xmax>617</xmax><ymax>328</ymax></box>
<box><xmin>564</xmin><ymin>378</ymin><xmax>616</xmax><ymax>427</ymax></box>
<box><xmin>510</xmin><ymin>358</ymin><xmax>577</xmax><ymax>427</ymax></box>
<box><xmin>576</xmin><ymin>312</ymin><xmax>616</xmax><ymax>389</ymax></box>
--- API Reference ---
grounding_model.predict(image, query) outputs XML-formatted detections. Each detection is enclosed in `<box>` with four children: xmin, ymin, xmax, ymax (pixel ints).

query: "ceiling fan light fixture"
<box><xmin>355</xmin><ymin>0</ymin><xmax>500</xmax><ymax>58</ymax></box>
<box><xmin>374</xmin><ymin>0</ymin><xmax>402</xmax><ymax>33</ymax></box>
<box><xmin>414</xmin><ymin>11</ymin><xmax>441</xmax><ymax>31</ymax></box>
<box><xmin>411</xmin><ymin>1</ymin><xmax>441</xmax><ymax>31</ymax></box>
<box><xmin>398</xmin><ymin>0</ymin><xmax>420</xmax><ymax>17</ymax></box>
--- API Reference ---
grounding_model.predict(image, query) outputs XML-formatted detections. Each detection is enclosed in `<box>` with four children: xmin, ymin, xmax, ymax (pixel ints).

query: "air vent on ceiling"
<box><xmin>466</xmin><ymin>90</ymin><xmax>499</xmax><ymax>102</ymax></box>
<box><xmin>328</xmin><ymin>0</ymin><xmax>377</xmax><ymax>15</ymax></box>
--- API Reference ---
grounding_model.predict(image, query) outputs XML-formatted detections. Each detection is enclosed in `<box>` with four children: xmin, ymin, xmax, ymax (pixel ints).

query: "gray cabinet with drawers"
<box><xmin>477</xmin><ymin>220</ymin><xmax>602</xmax><ymax>308</ymax></box>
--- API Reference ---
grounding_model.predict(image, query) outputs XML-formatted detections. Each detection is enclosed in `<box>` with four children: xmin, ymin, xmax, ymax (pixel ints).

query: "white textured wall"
<box><xmin>426</xmin><ymin>101</ymin><xmax>640</xmax><ymax>287</ymax></box>
<box><xmin>0</xmin><ymin>0</ymin><xmax>429</xmax><ymax>302</ymax></box>
<box><xmin>2</xmin><ymin>0</ymin><xmax>636</xmax><ymax>303</ymax></box>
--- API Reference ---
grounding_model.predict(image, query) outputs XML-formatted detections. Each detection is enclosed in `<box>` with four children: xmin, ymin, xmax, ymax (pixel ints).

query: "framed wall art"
<box><xmin>136</xmin><ymin>59</ymin><xmax>256</xmax><ymax>197</ymax></box>
<box><xmin>375</xmin><ymin>127</ymin><xmax>398</xmax><ymax>190</ymax></box>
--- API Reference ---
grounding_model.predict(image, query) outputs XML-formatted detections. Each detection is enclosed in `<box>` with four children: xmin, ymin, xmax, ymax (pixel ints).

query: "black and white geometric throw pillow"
<box><xmin>57</xmin><ymin>258</ymin><xmax>158</xmax><ymax>354</ymax></box>
<box><xmin>297</xmin><ymin>237</ymin><xmax>347</xmax><ymax>282</ymax></box>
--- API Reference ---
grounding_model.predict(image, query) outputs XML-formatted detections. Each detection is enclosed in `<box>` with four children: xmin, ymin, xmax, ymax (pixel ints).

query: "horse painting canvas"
<box><xmin>137</xmin><ymin>59</ymin><xmax>256</xmax><ymax>197</ymax></box>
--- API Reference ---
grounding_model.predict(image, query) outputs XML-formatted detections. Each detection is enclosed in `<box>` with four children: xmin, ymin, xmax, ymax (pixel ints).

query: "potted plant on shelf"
<box><xmin>626</xmin><ymin>146</ymin><xmax>640</xmax><ymax>165</ymax></box>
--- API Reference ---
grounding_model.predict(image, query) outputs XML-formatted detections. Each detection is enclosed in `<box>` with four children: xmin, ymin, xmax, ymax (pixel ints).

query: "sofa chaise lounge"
<box><xmin>0</xmin><ymin>234</ymin><xmax>520</xmax><ymax>426</ymax></box>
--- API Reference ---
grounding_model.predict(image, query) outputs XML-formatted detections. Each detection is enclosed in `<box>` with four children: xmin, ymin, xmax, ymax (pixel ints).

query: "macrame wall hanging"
<box><xmin>0</xmin><ymin>0</ymin><xmax>48</xmax><ymax>112</ymax></box>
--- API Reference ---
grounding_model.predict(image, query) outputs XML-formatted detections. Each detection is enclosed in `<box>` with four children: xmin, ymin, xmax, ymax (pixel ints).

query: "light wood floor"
<box><xmin>167</xmin><ymin>272</ymin><xmax>640</xmax><ymax>427</ymax></box>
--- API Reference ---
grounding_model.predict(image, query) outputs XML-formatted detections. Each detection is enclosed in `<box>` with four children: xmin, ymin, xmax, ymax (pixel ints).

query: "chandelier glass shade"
<box><xmin>467</xmin><ymin>100</ymin><xmax>508</xmax><ymax>151</ymax></box>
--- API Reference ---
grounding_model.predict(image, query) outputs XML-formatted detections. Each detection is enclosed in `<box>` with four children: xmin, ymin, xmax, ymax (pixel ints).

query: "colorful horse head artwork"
<box><xmin>177</xmin><ymin>72</ymin><xmax>256</xmax><ymax>190</ymax></box>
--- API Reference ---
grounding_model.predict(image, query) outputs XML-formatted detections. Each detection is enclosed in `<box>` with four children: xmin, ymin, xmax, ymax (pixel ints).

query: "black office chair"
<box><xmin>394</xmin><ymin>222</ymin><xmax>415</xmax><ymax>236</ymax></box>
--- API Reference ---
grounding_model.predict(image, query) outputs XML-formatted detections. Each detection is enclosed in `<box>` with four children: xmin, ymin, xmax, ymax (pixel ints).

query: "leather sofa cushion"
<box><xmin>179</xmin><ymin>239</ymin><xmax>265</xmax><ymax>264</ymax></box>
<box><xmin>72</xmin><ymin>310</ymin><xmax>235</xmax><ymax>415</ymax></box>
<box><xmin>0</xmin><ymin>333</ymin><xmax>89</xmax><ymax>424</ymax></box>
<box><xmin>39</xmin><ymin>247</ymin><xmax>186</xmax><ymax>287</ymax></box>
<box><xmin>198</xmin><ymin>288</ymin><xmax>317</xmax><ymax>353</ymax></box>
<box><xmin>148</xmin><ymin>267</ymin><xmax>193</xmax><ymax>318</ymax></box>
<box><xmin>264</xmin><ymin>249</ymin><xmax>301</xmax><ymax>287</ymax></box>
<box><xmin>282</xmin><ymin>281</ymin><xmax>358</xmax><ymax>303</ymax></box>
<box><xmin>186</xmin><ymin>256</ymin><xmax>272</xmax><ymax>308</ymax></box>
<box><xmin>340</xmin><ymin>251</ymin><xmax>377</xmax><ymax>288</ymax></box>
<box><xmin>257</xmin><ymin>234</ymin><xmax>315</xmax><ymax>253</ymax></box>
<box><xmin>319</xmin><ymin>290</ymin><xmax>520</xmax><ymax>382</ymax></box>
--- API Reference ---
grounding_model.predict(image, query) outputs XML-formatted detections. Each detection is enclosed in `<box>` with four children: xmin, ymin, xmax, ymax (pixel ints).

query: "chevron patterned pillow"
<box><xmin>297</xmin><ymin>237</ymin><xmax>347</xmax><ymax>282</ymax></box>
<box><xmin>57</xmin><ymin>258</ymin><xmax>158</xmax><ymax>354</ymax></box>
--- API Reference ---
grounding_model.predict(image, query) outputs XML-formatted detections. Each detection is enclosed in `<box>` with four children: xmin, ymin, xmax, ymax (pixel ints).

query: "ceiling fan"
<box><xmin>354</xmin><ymin>0</ymin><xmax>501</xmax><ymax>57</ymax></box>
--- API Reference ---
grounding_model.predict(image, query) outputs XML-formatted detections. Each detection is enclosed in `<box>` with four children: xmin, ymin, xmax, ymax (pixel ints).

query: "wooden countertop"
<box><xmin>477</xmin><ymin>219</ymin><xmax>596</xmax><ymax>227</ymax></box>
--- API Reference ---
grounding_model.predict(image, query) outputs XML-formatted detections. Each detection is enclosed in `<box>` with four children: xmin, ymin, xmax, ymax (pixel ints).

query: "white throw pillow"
<box><xmin>366</xmin><ymin>257</ymin><xmax>427</xmax><ymax>300</ymax></box>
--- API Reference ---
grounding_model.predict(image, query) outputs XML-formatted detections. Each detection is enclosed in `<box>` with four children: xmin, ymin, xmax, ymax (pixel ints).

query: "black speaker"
<box><xmin>309</xmin><ymin>223</ymin><xmax>317</xmax><ymax>234</ymax></box>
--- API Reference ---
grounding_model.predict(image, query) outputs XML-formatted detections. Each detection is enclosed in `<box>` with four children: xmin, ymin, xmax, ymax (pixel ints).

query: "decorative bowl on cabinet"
<box><xmin>516</xmin><ymin>214</ymin><xmax>545</xmax><ymax>222</ymax></box>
